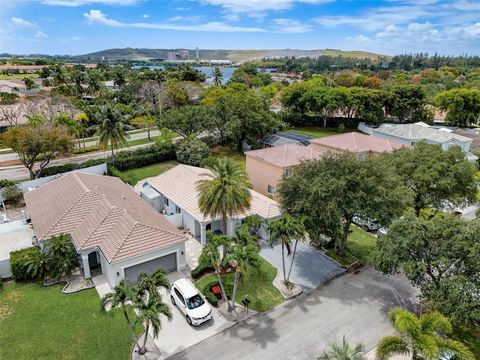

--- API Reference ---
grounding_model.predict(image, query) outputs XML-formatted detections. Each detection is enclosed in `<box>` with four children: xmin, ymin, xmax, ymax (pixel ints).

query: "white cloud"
<box><xmin>83</xmin><ymin>9</ymin><xmax>267</xmax><ymax>32</ymax></box>
<box><xmin>11</xmin><ymin>16</ymin><xmax>35</xmax><ymax>27</ymax></box>
<box><xmin>35</xmin><ymin>30</ymin><xmax>47</xmax><ymax>38</ymax></box>
<box><xmin>452</xmin><ymin>0</ymin><xmax>480</xmax><ymax>11</ymax></box>
<box><xmin>43</xmin><ymin>0</ymin><xmax>138</xmax><ymax>6</ymax></box>
<box><xmin>199</xmin><ymin>0</ymin><xmax>334</xmax><ymax>14</ymax></box>
<box><xmin>376</xmin><ymin>22</ymin><xmax>441</xmax><ymax>42</ymax></box>
<box><xmin>167</xmin><ymin>15</ymin><xmax>206</xmax><ymax>23</ymax></box>
<box><xmin>346</xmin><ymin>34</ymin><xmax>371</xmax><ymax>45</ymax></box>
<box><xmin>142</xmin><ymin>14</ymin><xmax>149</xmax><ymax>19</ymax></box>
<box><xmin>273</xmin><ymin>18</ymin><xmax>313</xmax><ymax>33</ymax></box>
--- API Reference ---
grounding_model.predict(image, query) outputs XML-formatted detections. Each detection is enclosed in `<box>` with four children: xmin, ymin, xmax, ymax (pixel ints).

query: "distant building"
<box><xmin>209</xmin><ymin>59</ymin><xmax>232</xmax><ymax>65</ymax></box>
<box><xmin>167</xmin><ymin>52</ymin><xmax>178</xmax><ymax>61</ymax></box>
<box><xmin>178</xmin><ymin>49</ymin><xmax>189</xmax><ymax>59</ymax></box>
<box><xmin>0</xmin><ymin>80</ymin><xmax>27</xmax><ymax>93</ymax></box>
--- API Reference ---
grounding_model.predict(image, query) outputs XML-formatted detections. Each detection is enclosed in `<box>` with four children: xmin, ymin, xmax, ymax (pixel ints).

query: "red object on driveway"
<box><xmin>211</xmin><ymin>285</ymin><xmax>221</xmax><ymax>298</ymax></box>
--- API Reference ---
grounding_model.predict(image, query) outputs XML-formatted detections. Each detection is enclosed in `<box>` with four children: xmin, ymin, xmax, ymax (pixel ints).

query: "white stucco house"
<box><xmin>24</xmin><ymin>172</ymin><xmax>187</xmax><ymax>287</ymax></box>
<box><xmin>141</xmin><ymin>164</ymin><xmax>282</xmax><ymax>244</ymax></box>
<box><xmin>359</xmin><ymin>122</ymin><xmax>478</xmax><ymax>161</ymax></box>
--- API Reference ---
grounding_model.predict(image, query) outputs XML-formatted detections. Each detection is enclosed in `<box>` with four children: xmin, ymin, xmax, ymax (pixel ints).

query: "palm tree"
<box><xmin>54</xmin><ymin>113</ymin><xmax>81</xmax><ymax>147</ymax></box>
<box><xmin>137</xmin><ymin>268</ymin><xmax>170</xmax><ymax>303</ymax></box>
<box><xmin>45</xmin><ymin>233</ymin><xmax>77</xmax><ymax>278</ymax></box>
<box><xmin>319</xmin><ymin>336</ymin><xmax>366</xmax><ymax>360</ymax></box>
<box><xmin>212</xmin><ymin>67</ymin><xmax>223</xmax><ymax>86</ymax></box>
<box><xmin>86</xmin><ymin>70</ymin><xmax>105</xmax><ymax>97</ymax></box>
<box><xmin>203</xmin><ymin>234</ymin><xmax>230</xmax><ymax>305</ymax></box>
<box><xmin>74</xmin><ymin>112</ymin><xmax>89</xmax><ymax>148</ymax></box>
<box><xmin>226</xmin><ymin>239</ymin><xmax>261</xmax><ymax>312</ymax></box>
<box><xmin>197</xmin><ymin>158</ymin><xmax>252</xmax><ymax>236</ymax></box>
<box><xmin>25</xmin><ymin>250</ymin><xmax>52</xmax><ymax>282</ymax></box>
<box><xmin>100</xmin><ymin>280</ymin><xmax>141</xmax><ymax>353</ymax></box>
<box><xmin>268</xmin><ymin>214</ymin><xmax>307</xmax><ymax>285</ymax></box>
<box><xmin>95</xmin><ymin>105</ymin><xmax>130</xmax><ymax>165</ymax></box>
<box><xmin>376</xmin><ymin>307</ymin><xmax>474</xmax><ymax>360</ymax></box>
<box><xmin>135</xmin><ymin>297</ymin><xmax>172</xmax><ymax>355</ymax></box>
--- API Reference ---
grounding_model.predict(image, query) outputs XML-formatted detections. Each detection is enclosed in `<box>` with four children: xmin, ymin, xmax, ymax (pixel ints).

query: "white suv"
<box><xmin>170</xmin><ymin>278</ymin><xmax>212</xmax><ymax>326</ymax></box>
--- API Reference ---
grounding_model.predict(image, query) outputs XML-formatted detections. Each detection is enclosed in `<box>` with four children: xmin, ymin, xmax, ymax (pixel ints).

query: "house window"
<box><xmin>284</xmin><ymin>167</ymin><xmax>293</xmax><ymax>177</ymax></box>
<box><xmin>164</xmin><ymin>197</ymin><xmax>169</xmax><ymax>206</ymax></box>
<box><xmin>267</xmin><ymin>185</ymin><xmax>276</xmax><ymax>194</ymax></box>
<box><xmin>175</xmin><ymin>206</ymin><xmax>181</xmax><ymax>214</ymax></box>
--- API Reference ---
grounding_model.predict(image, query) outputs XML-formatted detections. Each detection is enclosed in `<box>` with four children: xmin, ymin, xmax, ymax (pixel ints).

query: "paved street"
<box><xmin>170</xmin><ymin>267</ymin><xmax>419</xmax><ymax>360</ymax></box>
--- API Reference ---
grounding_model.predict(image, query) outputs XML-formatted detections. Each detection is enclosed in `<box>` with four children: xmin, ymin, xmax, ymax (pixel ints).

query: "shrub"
<box><xmin>0</xmin><ymin>179</ymin><xmax>15</xmax><ymax>188</ymax></box>
<box><xmin>112</xmin><ymin>143</ymin><xmax>175</xmax><ymax>171</ymax></box>
<box><xmin>10</xmin><ymin>247</ymin><xmax>41</xmax><ymax>280</ymax></box>
<box><xmin>72</xmin><ymin>145</ymin><xmax>100</xmax><ymax>154</ymax></box>
<box><xmin>107</xmin><ymin>165</ymin><xmax>134</xmax><ymax>185</ymax></box>
<box><xmin>191</xmin><ymin>251</ymin><xmax>215</xmax><ymax>279</ymax></box>
<box><xmin>2</xmin><ymin>186</ymin><xmax>23</xmax><ymax>205</ymax></box>
<box><xmin>199</xmin><ymin>278</ymin><xmax>220</xmax><ymax>306</ymax></box>
<box><xmin>175</xmin><ymin>138</ymin><xmax>210</xmax><ymax>167</ymax></box>
<box><xmin>337</xmin><ymin>123</ymin><xmax>346</xmax><ymax>133</ymax></box>
<box><xmin>39</xmin><ymin>159</ymin><xmax>106</xmax><ymax>178</ymax></box>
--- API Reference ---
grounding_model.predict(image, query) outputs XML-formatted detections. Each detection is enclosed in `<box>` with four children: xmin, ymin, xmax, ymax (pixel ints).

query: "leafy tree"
<box><xmin>112</xmin><ymin>66</ymin><xmax>128</xmax><ymax>89</ymax></box>
<box><xmin>51</xmin><ymin>64</ymin><xmax>69</xmax><ymax>86</ymax></box>
<box><xmin>268</xmin><ymin>214</ymin><xmax>307</xmax><ymax>285</ymax></box>
<box><xmin>86</xmin><ymin>70</ymin><xmax>105</xmax><ymax>97</ymax></box>
<box><xmin>94</xmin><ymin>105</ymin><xmax>130</xmax><ymax>165</ymax></box>
<box><xmin>54</xmin><ymin>113</ymin><xmax>81</xmax><ymax>146</ymax></box>
<box><xmin>158</xmin><ymin>105</ymin><xmax>209</xmax><ymax>138</ymax></box>
<box><xmin>381</xmin><ymin>143</ymin><xmax>477</xmax><ymax>216</ymax></box>
<box><xmin>279</xmin><ymin>153</ymin><xmax>411</xmax><ymax>256</ymax></box>
<box><xmin>319</xmin><ymin>337</ymin><xmax>366</xmax><ymax>360</ymax></box>
<box><xmin>376</xmin><ymin>307</ymin><xmax>474</xmax><ymax>360</ymax></box>
<box><xmin>384</xmin><ymin>85</ymin><xmax>430</xmax><ymax>123</ymax></box>
<box><xmin>100</xmin><ymin>280</ymin><xmax>141</xmax><ymax>353</ymax></box>
<box><xmin>212</xmin><ymin>67</ymin><xmax>223</xmax><ymax>86</ymax></box>
<box><xmin>70</xmin><ymin>70</ymin><xmax>86</xmax><ymax>97</ymax></box>
<box><xmin>202</xmin><ymin>233</ymin><xmax>231</xmax><ymax>305</ymax></box>
<box><xmin>23</xmin><ymin>77</ymin><xmax>35</xmax><ymax>90</ymax></box>
<box><xmin>4</xmin><ymin>123</ymin><xmax>73</xmax><ymax>179</ymax></box>
<box><xmin>373</xmin><ymin>213</ymin><xmax>480</xmax><ymax>324</ymax></box>
<box><xmin>131</xmin><ymin>116</ymin><xmax>155</xmax><ymax>140</ymax></box>
<box><xmin>345</xmin><ymin>87</ymin><xmax>385</xmax><ymax>125</ymax></box>
<box><xmin>435</xmin><ymin>89</ymin><xmax>480</xmax><ymax>127</ymax></box>
<box><xmin>304</xmin><ymin>86</ymin><xmax>349</xmax><ymax>127</ymax></box>
<box><xmin>175</xmin><ymin>138</ymin><xmax>210</xmax><ymax>167</ymax></box>
<box><xmin>197</xmin><ymin>158</ymin><xmax>252</xmax><ymax>236</ymax></box>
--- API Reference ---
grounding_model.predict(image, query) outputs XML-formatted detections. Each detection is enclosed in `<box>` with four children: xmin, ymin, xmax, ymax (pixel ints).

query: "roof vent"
<box><xmin>121</xmin><ymin>195</ymin><xmax>126</xmax><ymax>199</ymax></box>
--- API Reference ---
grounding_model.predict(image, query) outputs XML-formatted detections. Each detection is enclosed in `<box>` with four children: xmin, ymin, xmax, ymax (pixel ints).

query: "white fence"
<box><xmin>16</xmin><ymin>163</ymin><xmax>107</xmax><ymax>193</ymax></box>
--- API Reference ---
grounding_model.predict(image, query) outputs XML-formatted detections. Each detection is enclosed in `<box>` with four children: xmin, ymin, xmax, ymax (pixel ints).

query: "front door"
<box><xmin>88</xmin><ymin>252</ymin><xmax>100</xmax><ymax>271</ymax></box>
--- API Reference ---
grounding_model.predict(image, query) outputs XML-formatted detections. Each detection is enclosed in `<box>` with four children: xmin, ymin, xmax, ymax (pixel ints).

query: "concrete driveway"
<box><xmin>152</xmin><ymin>272</ymin><xmax>233</xmax><ymax>359</ymax></box>
<box><xmin>170</xmin><ymin>267</ymin><xmax>419</xmax><ymax>360</ymax></box>
<box><xmin>260</xmin><ymin>240</ymin><xmax>345</xmax><ymax>291</ymax></box>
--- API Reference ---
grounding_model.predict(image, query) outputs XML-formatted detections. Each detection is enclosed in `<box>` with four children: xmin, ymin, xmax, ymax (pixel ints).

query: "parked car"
<box><xmin>170</xmin><ymin>278</ymin><xmax>212</xmax><ymax>326</ymax></box>
<box><xmin>377</xmin><ymin>226</ymin><xmax>388</xmax><ymax>236</ymax></box>
<box><xmin>352</xmin><ymin>215</ymin><xmax>381</xmax><ymax>232</ymax></box>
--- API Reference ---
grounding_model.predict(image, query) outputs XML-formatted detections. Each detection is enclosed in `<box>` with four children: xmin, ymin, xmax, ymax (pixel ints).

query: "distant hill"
<box><xmin>73</xmin><ymin>48</ymin><xmax>387</xmax><ymax>62</ymax></box>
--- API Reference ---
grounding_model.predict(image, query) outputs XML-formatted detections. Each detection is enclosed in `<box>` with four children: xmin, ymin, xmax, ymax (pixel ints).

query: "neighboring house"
<box><xmin>453</xmin><ymin>128</ymin><xmax>480</xmax><ymax>154</ymax></box>
<box><xmin>0</xmin><ymin>80</ymin><xmax>26</xmax><ymax>93</ymax></box>
<box><xmin>24</xmin><ymin>172</ymin><xmax>187</xmax><ymax>286</ymax></box>
<box><xmin>309</xmin><ymin>132</ymin><xmax>406</xmax><ymax>159</ymax></box>
<box><xmin>143</xmin><ymin>164</ymin><xmax>282</xmax><ymax>244</ymax></box>
<box><xmin>359</xmin><ymin>122</ymin><xmax>478</xmax><ymax>161</ymax></box>
<box><xmin>245</xmin><ymin>144</ymin><xmax>325</xmax><ymax>197</ymax></box>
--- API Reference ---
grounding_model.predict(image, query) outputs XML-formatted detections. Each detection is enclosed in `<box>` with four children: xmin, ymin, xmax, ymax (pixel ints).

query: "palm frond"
<box><xmin>375</xmin><ymin>335</ymin><xmax>410</xmax><ymax>360</ymax></box>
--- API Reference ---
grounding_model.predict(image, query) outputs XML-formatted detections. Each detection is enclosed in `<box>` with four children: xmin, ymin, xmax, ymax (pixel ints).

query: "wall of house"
<box><xmin>246</xmin><ymin>156</ymin><xmax>284</xmax><ymax>197</ymax></box>
<box><xmin>100</xmin><ymin>242</ymin><xmax>186</xmax><ymax>287</ymax></box>
<box><xmin>182</xmin><ymin>211</ymin><xmax>198</xmax><ymax>237</ymax></box>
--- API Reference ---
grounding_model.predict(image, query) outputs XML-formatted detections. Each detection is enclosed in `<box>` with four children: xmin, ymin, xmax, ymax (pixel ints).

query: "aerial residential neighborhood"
<box><xmin>0</xmin><ymin>1</ymin><xmax>479</xmax><ymax>360</ymax></box>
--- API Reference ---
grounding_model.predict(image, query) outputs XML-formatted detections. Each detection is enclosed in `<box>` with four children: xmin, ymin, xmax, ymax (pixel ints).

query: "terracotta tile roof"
<box><xmin>245</xmin><ymin>144</ymin><xmax>325</xmax><ymax>168</ymax></box>
<box><xmin>24</xmin><ymin>172</ymin><xmax>186</xmax><ymax>263</ymax></box>
<box><xmin>147</xmin><ymin>164</ymin><xmax>282</xmax><ymax>222</ymax></box>
<box><xmin>310</xmin><ymin>132</ymin><xmax>406</xmax><ymax>153</ymax></box>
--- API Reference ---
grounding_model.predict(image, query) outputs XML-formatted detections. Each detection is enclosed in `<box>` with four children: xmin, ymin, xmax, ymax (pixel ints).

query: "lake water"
<box><xmin>132</xmin><ymin>65</ymin><xmax>274</xmax><ymax>84</ymax></box>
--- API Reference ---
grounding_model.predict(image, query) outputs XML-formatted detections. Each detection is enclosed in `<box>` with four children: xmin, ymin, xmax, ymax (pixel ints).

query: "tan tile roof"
<box><xmin>24</xmin><ymin>172</ymin><xmax>186</xmax><ymax>263</ymax></box>
<box><xmin>310</xmin><ymin>132</ymin><xmax>406</xmax><ymax>153</ymax></box>
<box><xmin>245</xmin><ymin>144</ymin><xmax>325</xmax><ymax>168</ymax></box>
<box><xmin>147</xmin><ymin>164</ymin><xmax>282</xmax><ymax>222</ymax></box>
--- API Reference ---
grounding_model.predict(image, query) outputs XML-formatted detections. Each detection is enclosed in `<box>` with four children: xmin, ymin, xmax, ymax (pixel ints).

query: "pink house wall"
<box><xmin>246</xmin><ymin>156</ymin><xmax>284</xmax><ymax>197</ymax></box>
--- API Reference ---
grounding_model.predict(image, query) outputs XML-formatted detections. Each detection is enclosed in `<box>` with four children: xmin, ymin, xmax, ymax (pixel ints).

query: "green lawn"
<box><xmin>118</xmin><ymin>160</ymin><xmax>178</xmax><ymax>185</ymax></box>
<box><xmin>0</xmin><ymin>282</ymin><xmax>141</xmax><ymax>360</ymax></box>
<box><xmin>326</xmin><ymin>225</ymin><xmax>378</xmax><ymax>267</ymax></box>
<box><xmin>291</xmin><ymin>127</ymin><xmax>345</xmax><ymax>138</ymax></box>
<box><xmin>195</xmin><ymin>258</ymin><xmax>284</xmax><ymax>312</ymax></box>
<box><xmin>210</xmin><ymin>146</ymin><xmax>246</xmax><ymax>171</ymax></box>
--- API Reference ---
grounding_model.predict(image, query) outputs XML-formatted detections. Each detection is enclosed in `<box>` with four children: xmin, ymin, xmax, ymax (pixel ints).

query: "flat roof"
<box><xmin>0</xmin><ymin>220</ymin><xmax>34</xmax><ymax>260</ymax></box>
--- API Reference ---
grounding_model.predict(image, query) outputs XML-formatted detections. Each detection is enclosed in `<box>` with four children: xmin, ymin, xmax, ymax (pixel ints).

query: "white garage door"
<box><xmin>124</xmin><ymin>252</ymin><xmax>177</xmax><ymax>284</ymax></box>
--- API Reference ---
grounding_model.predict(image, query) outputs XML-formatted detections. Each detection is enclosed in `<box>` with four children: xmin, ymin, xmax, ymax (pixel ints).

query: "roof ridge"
<box><xmin>40</xmin><ymin>190</ymin><xmax>93</xmax><ymax>241</ymax></box>
<box><xmin>72</xmin><ymin>172</ymin><xmax>89</xmax><ymax>192</ymax></box>
<box><xmin>110</xmin><ymin>214</ymin><xmax>138</xmax><ymax>262</ymax></box>
<box><xmin>282</xmin><ymin>145</ymin><xmax>287</xmax><ymax>167</ymax></box>
<box><xmin>351</xmin><ymin>132</ymin><xmax>358</xmax><ymax>152</ymax></box>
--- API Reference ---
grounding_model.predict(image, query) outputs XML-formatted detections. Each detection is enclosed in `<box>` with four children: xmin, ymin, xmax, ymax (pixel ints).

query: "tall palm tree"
<box><xmin>226</xmin><ymin>240</ymin><xmax>261</xmax><ymax>312</ymax></box>
<box><xmin>100</xmin><ymin>280</ymin><xmax>141</xmax><ymax>353</ymax></box>
<box><xmin>135</xmin><ymin>297</ymin><xmax>172</xmax><ymax>355</ymax></box>
<box><xmin>137</xmin><ymin>268</ymin><xmax>170</xmax><ymax>303</ymax></box>
<box><xmin>268</xmin><ymin>214</ymin><xmax>307</xmax><ymax>285</ymax></box>
<box><xmin>376</xmin><ymin>307</ymin><xmax>474</xmax><ymax>360</ymax></box>
<box><xmin>74</xmin><ymin>112</ymin><xmax>89</xmax><ymax>148</ymax></box>
<box><xmin>54</xmin><ymin>113</ymin><xmax>81</xmax><ymax>147</ymax></box>
<box><xmin>86</xmin><ymin>70</ymin><xmax>105</xmax><ymax>97</ymax></box>
<box><xmin>319</xmin><ymin>336</ymin><xmax>366</xmax><ymax>360</ymax></box>
<box><xmin>212</xmin><ymin>67</ymin><xmax>223</xmax><ymax>86</ymax></box>
<box><xmin>95</xmin><ymin>105</ymin><xmax>130</xmax><ymax>165</ymax></box>
<box><xmin>197</xmin><ymin>158</ymin><xmax>252</xmax><ymax>236</ymax></box>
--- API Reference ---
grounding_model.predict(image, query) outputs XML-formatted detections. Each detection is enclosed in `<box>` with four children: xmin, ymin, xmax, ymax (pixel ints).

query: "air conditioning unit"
<box><xmin>162</xmin><ymin>210</ymin><xmax>166</xmax><ymax>215</ymax></box>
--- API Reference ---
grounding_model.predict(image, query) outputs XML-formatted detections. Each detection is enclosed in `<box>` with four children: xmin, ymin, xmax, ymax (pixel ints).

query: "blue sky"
<box><xmin>1</xmin><ymin>0</ymin><xmax>479</xmax><ymax>56</ymax></box>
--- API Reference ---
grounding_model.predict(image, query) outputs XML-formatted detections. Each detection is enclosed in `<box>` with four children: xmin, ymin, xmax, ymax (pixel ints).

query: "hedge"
<box><xmin>39</xmin><ymin>159</ymin><xmax>106</xmax><ymax>178</ymax></box>
<box><xmin>111</xmin><ymin>143</ymin><xmax>175</xmax><ymax>171</ymax></box>
<box><xmin>191</xmin><ymin>251</ymin><xmax>214</xmax><ymax>279</ymax></box>
<box><xmin>199</xmin><ymin>278</ymin><xmax>221</xmax><ymax>306</ymax></box>
<box><xmin>9</xmin><ymin>247</ymin><xmax>41</xmax><ymax>280</ymax></box>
